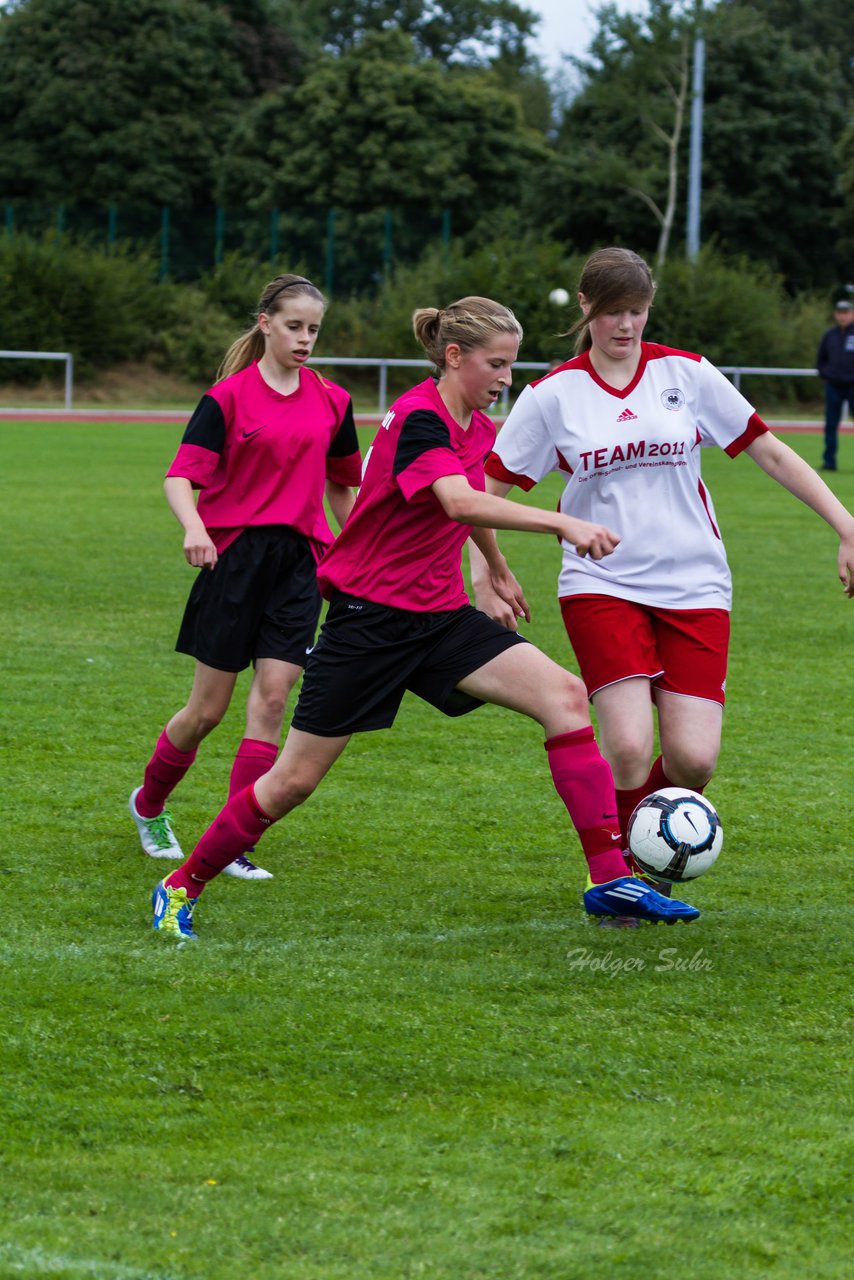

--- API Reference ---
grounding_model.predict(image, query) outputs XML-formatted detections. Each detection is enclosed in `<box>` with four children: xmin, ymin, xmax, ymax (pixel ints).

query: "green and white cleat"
<box><xmin>130</xmin><ymin>788</ymin><xmax>183</xmax><ymax>859</ymax></box>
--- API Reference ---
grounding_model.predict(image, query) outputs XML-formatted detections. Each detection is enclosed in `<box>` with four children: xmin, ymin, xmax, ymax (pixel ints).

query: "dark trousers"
<box><xmin>823</xmin><ymin>381</ymin><xmax>854</xmax><ymax>468</ymax></box>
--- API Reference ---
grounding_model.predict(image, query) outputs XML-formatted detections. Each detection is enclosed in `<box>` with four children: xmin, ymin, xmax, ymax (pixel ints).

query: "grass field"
<box><xmin>1</xmin><ymin>421</ymin><xmax>852</xmax><ymax>1280</ymax></box>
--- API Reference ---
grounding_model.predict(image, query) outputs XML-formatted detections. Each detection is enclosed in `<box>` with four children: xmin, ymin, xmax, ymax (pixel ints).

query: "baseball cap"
<box><xmin>834</xmin><ymin>299</ymin><xmax>853</xmax><ymax>310</ymax></box>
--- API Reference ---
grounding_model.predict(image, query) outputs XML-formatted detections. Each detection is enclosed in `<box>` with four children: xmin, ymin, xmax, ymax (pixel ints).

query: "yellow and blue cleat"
<box><xmin>152</xmin><ymin>879</ymin><xmax>199</xmax><ymax>940</ymax></box>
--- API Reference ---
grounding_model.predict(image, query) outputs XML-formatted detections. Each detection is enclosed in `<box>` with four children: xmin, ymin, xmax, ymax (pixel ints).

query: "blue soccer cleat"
<box><xmin>583</xmin><ymin>875</ymin><xmax>699</xmax><ymax>925</ymax></box>
<box><xmin>152</xmin><ymin>879</ymin><xmax>199</xmax><ymax>940</ymax></box>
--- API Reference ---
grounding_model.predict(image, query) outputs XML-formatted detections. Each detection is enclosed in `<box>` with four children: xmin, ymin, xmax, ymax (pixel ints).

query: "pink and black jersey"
<box><xmin>486</xmin><ymin>343</ymin><xmax>769</xmax><ymax>610</ymax></box>
<box><xmin>166</xmin><ymin>362</ymin><xmax>361</xmax><ymax>558</ymax></box>
<box><xmin>317</xmin><ymin>378</ymin><xmax>494</xmax><ymax>611</ymax></box>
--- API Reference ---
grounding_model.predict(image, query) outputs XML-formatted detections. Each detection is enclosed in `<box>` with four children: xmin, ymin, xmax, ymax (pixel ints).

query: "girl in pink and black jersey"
<box><xmin>477</xmin><ymin>247</ymin><xmax>854</xmax><ymax>900</ymax></box>
<box><xmin>130</xmin><ymin>274</ymin><xmax>361</xmax><ymax>879</ymax></box>
<box><xmin>150</xmin><ymin>295</ymin><xmax>702</xmax><ymax>940</ymax></box>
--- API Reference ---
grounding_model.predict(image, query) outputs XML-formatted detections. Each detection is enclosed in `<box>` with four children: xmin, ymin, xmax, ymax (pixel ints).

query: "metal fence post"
<box><xmin>214</xmin><ymin>206</ymin><xmax>225</xmax><ymax>267</ymax></box>
<box><xmin>383</xmin><ymin>210</ymin><xmax>393</xmax><ymax>275</ymax></box>
<box><xmin>159</xmin><ymin>207</ymin><xmax>170</xmax><ymax>281</ymax></box>
<box><xmin>379</xmin><ymin>362</ymin><xmax>388</xmax><ymax>415</ymax></box>
<box><xmin>270</xmin><ymin>208</ymin><xmax>279</xmax><ymax>266</ymax></box>
<box><xmin>325</xmin><ymin>209</ymin><xmax>336</xmax><ymax>294</ymax></box>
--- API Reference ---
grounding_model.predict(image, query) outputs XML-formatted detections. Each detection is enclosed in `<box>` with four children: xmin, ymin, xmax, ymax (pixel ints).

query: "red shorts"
<box><xmin>559</xmin><ymin>594</ymin><xmax>730</xmax><ymax>705</ymax></box>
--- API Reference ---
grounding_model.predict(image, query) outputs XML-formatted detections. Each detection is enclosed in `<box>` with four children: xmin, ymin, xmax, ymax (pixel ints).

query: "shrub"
<box><xmin>0</xmin><ymin>232</ymin><xmax>170</xmax><ymax>381</ymax></box>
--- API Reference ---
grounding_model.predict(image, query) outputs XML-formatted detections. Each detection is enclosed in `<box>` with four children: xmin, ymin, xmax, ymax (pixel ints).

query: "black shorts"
<box><xmin>175</xmin><ymin>526</ymin><xmax>322</xmax><ymax>673</ymax></box>
<box><xmin>291</xmin><ymin>591</ymin><xmax>527</xmax><ymax>737</ymax></box>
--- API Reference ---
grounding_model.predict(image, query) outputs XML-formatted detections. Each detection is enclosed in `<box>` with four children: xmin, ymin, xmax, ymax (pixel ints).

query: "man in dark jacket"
<box><xmin>816</xmin><ymin>299</ymin><xmax>854</xmax><ymax>471</ymax></box>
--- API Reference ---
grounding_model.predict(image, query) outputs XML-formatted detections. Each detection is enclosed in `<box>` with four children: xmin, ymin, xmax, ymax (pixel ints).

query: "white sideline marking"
<box><xmin>1</xmin><ymin>914</ymin><xmax>585</xmax><ymax>963</ymax></box>
<box><xmin>0</xmin><ymin>1243</ymin><xmax>167</xmax><ymax>1278</ymax></box>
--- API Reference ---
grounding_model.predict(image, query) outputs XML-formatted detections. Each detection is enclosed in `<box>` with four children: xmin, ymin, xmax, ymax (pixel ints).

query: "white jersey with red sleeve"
<box><xmin>165</xmin><ymin>362</ymin><xmax>361</xmax><ymax>558</ymax></box>
<box><xmin>485</xmin><ymin>343</ymin><xmax>769</xmax><ymax>610</ymax></box>
<box><xmin>317</xmin><ymin>378</ymin><xmax>495</xmax><ymax>611</ymax></box>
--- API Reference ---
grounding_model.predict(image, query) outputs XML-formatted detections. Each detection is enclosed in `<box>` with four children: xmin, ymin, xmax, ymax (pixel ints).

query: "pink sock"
<box><xmin>228</xmin><ymin>738</ymin><xmax>278</xmax><ymax>798</ymax></box>
<box><xmin>166</xmin><ymin>786</ymin><xmax>276</xmax><ymax>895</ymax></box>
<box><xmin>137</xmin><ymin>728</ymin><xmax>197</xmax><ymax>818</ymax></box>
<box><xmin>544</xmin><ymin>727</ymin><xmax>626</xmax><ymax>884</ymax></box>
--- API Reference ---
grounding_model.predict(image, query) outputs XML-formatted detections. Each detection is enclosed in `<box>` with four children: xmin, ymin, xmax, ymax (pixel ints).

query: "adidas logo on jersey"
<box><xmin>616</xmin><ymin>408</ymin><xmax>638</xmax><ymax>422</ymax></box>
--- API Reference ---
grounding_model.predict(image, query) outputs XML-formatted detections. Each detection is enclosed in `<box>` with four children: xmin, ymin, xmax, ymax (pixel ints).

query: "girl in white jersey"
<box><xmin>129</xmin><ymin>274</ymin><xmax>362</xmax><ymax>880</ymax></box>
<box><xmin>149</xmin><ymin>295</ymin><xmax>702</xmax><ymax>940</ymax></box>
<box><xmin>479</xmin><ymin>247</ymin><xmax>854</xmax><ymax>893</ymax></box>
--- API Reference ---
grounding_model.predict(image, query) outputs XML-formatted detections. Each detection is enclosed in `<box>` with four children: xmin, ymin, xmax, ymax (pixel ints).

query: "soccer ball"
<box><xmin>628</xmin><ymin>788</ymin><xmax>722</xmax><ymax>883</ymax></box>
<box><xmin>548</xmin><ymin>287</ymin><xmax>570</xmax><ymax>306</ymax></box>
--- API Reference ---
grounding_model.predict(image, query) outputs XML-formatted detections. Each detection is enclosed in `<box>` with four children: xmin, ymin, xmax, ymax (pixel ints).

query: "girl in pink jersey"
<box><xmin>150</xmin><ymin>295</ymin><xmax>702</xmax><ymax>940</ymax></box>
<box><xmin>130</xmin><ymin>274</ymin><xmax>362</xmax><ymax>880</ymax></box>
<box><xmin>479</xmin><ymin>247</ymin><xmax>854</xmax><ymax>895</ymax></box>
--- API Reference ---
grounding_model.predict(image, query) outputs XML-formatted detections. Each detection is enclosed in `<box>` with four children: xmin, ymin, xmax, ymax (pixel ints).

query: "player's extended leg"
<box><xmin>223</xmin><ymin>658</ymin><xmax>305</xmax><ymax>880</ymax></box>
<box><xmin>131</xmin><ymin>662</ymin><xmax>239</xmax><ymax>859</ymax></box>
<box><xmin>455</xmin><ymin>646</ymin><xmax>699</xmax><ymax>924</ymax></box>
<box><xmin>152</xmin><ymin>728</ymin><xmax>351</xmax><ymax>939</ymax></box>
<box><xmin>589</xmin><ymin>678</ymin><xmax>656</xmax><ymax>844</ymax></box>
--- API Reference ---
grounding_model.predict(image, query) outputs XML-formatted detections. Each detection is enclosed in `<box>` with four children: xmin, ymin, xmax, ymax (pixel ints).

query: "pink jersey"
<box><xmin>166</xmin><ymin>362</ymin><xmax>361</xmax><ymax>557</ymax></box>
<box><xmin>486</xmin><ymin>343</ymin><xmax>768</xmax><ymax>610</ymax></box>
<box><xmin>317</xmin><ymin>378</ymin><xmax>495</xmax><ymax>611</ymax></box>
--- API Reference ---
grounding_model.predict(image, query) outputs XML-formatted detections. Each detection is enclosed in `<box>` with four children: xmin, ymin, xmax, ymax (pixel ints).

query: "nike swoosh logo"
<box><xmin>241</xmin><ymin>427</ymin><xmax>264</xmax><ymax>439</ymax></box>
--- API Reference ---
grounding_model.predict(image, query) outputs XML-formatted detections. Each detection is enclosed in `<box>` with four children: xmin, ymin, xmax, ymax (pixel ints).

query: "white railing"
<box><xmin>308</xmin><ymin>357</ymin><xmax>820</xmax><ymax>415</ymax></box>
<box><xmin>306</xmin><ymin>356</ymin><xmax>553</xmax><ymax>415</ymax></box>
<box><xmin>719</xmin><ymin>366</ymin><xmax>817</xmax><ymax>393</ymax></box>
<box><xmin>0</xmin><ymin>351</ymin><xmax>820</xmax><ymax>417</ymax></box>
<box><xmin>0</xmin><ymin>349</ymin><xmax>74</xmax><ymax>409</ymax></box>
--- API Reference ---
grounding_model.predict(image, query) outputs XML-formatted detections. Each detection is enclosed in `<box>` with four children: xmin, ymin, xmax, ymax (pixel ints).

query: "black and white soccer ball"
<box><xmin>628</xmin><ymin>787</ymin><xmax>722</xmax><ymax>883</ymax></box>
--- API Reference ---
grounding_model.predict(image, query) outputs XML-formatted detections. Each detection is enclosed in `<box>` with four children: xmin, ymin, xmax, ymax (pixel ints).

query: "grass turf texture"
<box><xmin>1</xmin><ymin>421</ymin><xmax>852</xmax><ymax>1279</ymax></box>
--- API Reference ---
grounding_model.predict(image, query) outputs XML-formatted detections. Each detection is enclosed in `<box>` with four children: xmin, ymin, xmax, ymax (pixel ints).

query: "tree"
<box><xmin>540</xmin><ymin>0</ymin><xmax>849</xmax><ymax>289</ymax></box>
<box><xmin>0</xmin><ymin>0</ymin><xmax>302</xmax><ymax>209</ymax></box>
<box><xmin>311</xmin><ymin>0</ymin><xmax>540</xmax><ymax>64</ymax></box>
<box><xmin>836</xmin><ymin>116</ymin><xmax>854</xmax><ymax>267</ymax></box>
<box><xmin>720</xmin><ymin>0</ymin><xmax>854</xmax><ymax>86</ymax></box>
<box><xmin>700</xmin><ymin>2</ymin><xmax>848</xmax><ymax>289</ymax></box>
<box><xmin>215</xmin><ymin>30</ymin><xmax>549</xmax><ymax>286</ymax></box>
<box><xmin>535</xmin><ymin>1</ymin><xmax>694</xmax><ymax>264</ymax></box>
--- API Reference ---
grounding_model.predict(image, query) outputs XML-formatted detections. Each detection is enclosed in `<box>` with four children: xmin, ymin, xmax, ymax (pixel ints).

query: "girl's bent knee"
<box><xmin>266</xmin><ymin>772</ymin><xmax>319</xmax><ymax>816</ymax></box>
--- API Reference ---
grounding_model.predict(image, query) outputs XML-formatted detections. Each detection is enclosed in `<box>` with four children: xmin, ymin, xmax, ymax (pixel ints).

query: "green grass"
<box><xmin>1</xmin><ymin>422</ymin><xmax>852</xmax><ymax>1280</ymax></box>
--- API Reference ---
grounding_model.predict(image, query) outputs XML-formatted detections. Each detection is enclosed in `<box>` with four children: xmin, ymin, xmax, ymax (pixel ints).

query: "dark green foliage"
<box><xmin>721</xmin><ymin>0</ymin><xmax>854</xmax><ymax>85</ymax></box>
<box><xmin>1</xmin><ymin>0</ymin><xmax>851</xmax><ymax>297</ymax></box>
<box><xmin>547</xmin><ymin>0</ymin><xmax>850</xmax><ymax>289</ymax></box>
<box><xmin>0</xmin><ymin>232</ymin><xmax>235</xmax><ymax>382</ymax></box>
<box><xmin>0</xmin><ymin>230</ymin><xmax>835</xmax><ymax>393</ymax></box>
<box><xmin>214</xmin><ymin>29</ymin><xmax>550</xmax><ymax>285</ymax></box>
<box><xmin>0</xmin><ymin>232</ymin><xmax>165</xmax><ymax>380</ymax></box>
<box><xmin>0</xmin><ymin>0</ymin><xmax>260</xmax><ymax>208</ymax></box>
<box><xmin>700</xmin><ymin>4</ymin><xmax>848</xmax><ymax>291</ymax></box>
<box><xmin>310</xmin><ymin>0</ymin><xmax>540</xmax><ymax>63</ymax></box>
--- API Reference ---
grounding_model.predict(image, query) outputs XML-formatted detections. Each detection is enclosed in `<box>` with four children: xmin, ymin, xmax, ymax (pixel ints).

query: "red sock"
<box><xmin>166</xmin><ymin>785</ymin><xmax>276</xmax><ymax>895</ymax></box>
<box><xmin>137</xmin><ymin>728</ymin><xmax>197</xmax><ymax>818</ymax></box>
<box><xmin>228</xmin><ymin>738</ymin><xmax>278</xmax><ymax>798</ymax></box>
<box><xmin>544</xmin><ymin>727</ymin><xmax>626</xmax><ymax>884</ymax></box>
<box><xmin>616</xmin><ymin>756</ymin><xmax>704</xmax><ymax>846</ymax></box>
